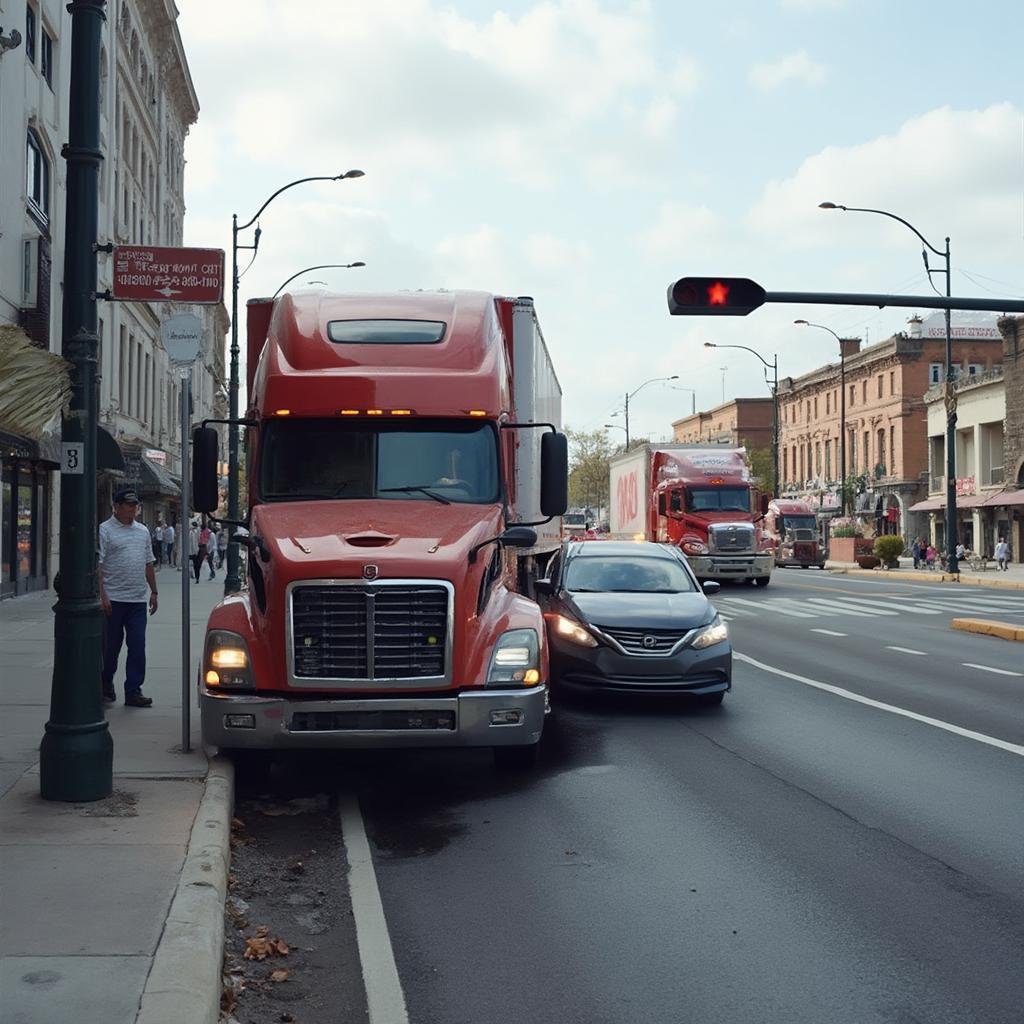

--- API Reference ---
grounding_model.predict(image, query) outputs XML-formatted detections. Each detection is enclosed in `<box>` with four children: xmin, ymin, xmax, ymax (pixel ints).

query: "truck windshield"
<box><xmin>258</xmin><ymin>418</ymin><xmax>500</xmax><ymax>504</ymax></box>
<box><xmin>685</xmin><ymin>487</ymin><xmax>750</xmax><ymax>513</ymax></box>
<box><xmin>782</xmin><ymin>515</ymin><xmax>817</xmax><ymax>533</ymax></box>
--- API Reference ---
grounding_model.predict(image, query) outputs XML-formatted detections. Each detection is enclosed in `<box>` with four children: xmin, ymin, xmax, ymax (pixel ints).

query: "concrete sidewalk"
<box><xmin>826</xmin><ymin>558</ymin><xmax>1024</xmax><ymax>590</ymax></box>
<box><xmin>1</xmin><ymin>567</ymin><xmax>232</xmax><ymax>1024</ymax></box>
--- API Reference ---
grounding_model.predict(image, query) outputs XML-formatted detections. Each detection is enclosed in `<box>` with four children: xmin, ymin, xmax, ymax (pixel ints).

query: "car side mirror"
<box><xmin>702</xmin><ymin>580</ymin><xmax>721</xmax><ymax>595</ymax></box>
<box><xmin>534</xmin><ymin>579</ymin><xmax>553</xmax><ymax>597</ymax></box>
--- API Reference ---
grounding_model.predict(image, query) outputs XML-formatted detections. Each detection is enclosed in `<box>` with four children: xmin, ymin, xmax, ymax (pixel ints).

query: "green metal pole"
<box><xmin>40</xmin><ymin>0</ymin><xmax>112</xmax><ymax>801</ymax></box>
<box><xmin>224</xmin><ymin>215</ymin><xmax>241</xmax><ymax>594</ymax></box>
<box><xmin>944</xmin><ymin>239</ymin><xmax>958</xmax><ymax>574</ymax></box>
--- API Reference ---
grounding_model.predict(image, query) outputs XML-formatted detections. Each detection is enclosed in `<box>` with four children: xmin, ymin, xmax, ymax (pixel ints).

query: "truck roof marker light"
<box><xmin>366</xmin><ymin>409</ymin><xmax>384</xmax><ymax>416</ymax></box>
<box><xmin>274</xmin><ymin>409</ymin><xmax>291</xmax><ymax>416</ymax></box>
<box><xmin>390</xmin><ymin>409</ymin><xmax>412</xmax><ymax>416</ymax></box>
<box><xmin>339</xmin><ymin>409</ymin><xmax>360</xmax><ymax>416</ymax></box>
<box><xmin>467</xmin><ymin>409</ymin><xmax>487</xmax><ymax>417</ymax></box>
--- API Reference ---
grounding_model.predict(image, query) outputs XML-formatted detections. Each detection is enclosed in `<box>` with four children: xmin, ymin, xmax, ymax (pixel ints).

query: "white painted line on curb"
<box><xmin>810</xmin><ymin>628</ymin><xmax>847</xmax><ymax>637</ymax></box>
<box><xmin>339</xmin><ymin>796</ymin><xmax>410</xmax><ymax>1024</ymax></box>
<box><xmin>735</xmin><ymin>651</ymin><xmax>1024</xmax><ymax>759</ymax></box>
<box><xmin>885</xmin><ymin>646</ymin><xmax>928</xmax><ymax>656</ymax></box>
<box><xmin>962</xmin><ymin>663</ymin><xmax>1024</xmax><ymax>677</ymax></box>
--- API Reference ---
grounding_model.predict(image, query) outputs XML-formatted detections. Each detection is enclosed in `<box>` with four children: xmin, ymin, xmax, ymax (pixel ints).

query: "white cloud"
<box><xmin>635</xmin><ymin>202</ymin><xmax>725</xmax><ymax>260</ymax></box>
<box><xmin>749</xmin><ymin>50</ymin><xmax>827</xmax><ymax>91</ymax></box>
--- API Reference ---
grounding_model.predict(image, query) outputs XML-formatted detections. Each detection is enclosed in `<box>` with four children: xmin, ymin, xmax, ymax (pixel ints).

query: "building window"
<box><xmin>877</xmin><ymin>429</ymin><xmax>886</xmax><ymax>475</ymax></box>
<box><xmin>826</xmin><ymin>393</ymin><xmax>830</xmax><ymax>415</ymax></box>
<box><xmin>863</xmin><ymin>431</ymin><xmax>870</xmax><ymax>471</ymax></box>
<box><xmin>825</xmin><ymin>440</ymin><xmax>832</xmax><ymax>479</ymax></box>
<box><xmin>26</xmin><ymin>131</ymin><xmax>50</xmax><ymax>224</ymax></box>
<box><xmin>813</xmin><ymin>396</ymin><xmax>818</xmax><ymax>418</ymax></box>
<box><xmin>26</xmin><ymin>5</ymin><xmax>37</xmax><ymax>63</ymax></box>
<box><xmin>877</xmin><ymin>375</ymin><xmax>883</xmax><ymax>399</ymax></box>
<box><xmin>41</xmin><ymin>27</ymin><xmax>54</xmax><ymax>88</ymax></box>
<box><xmin>929</xmin><ymin>363</ymin><xmax>942</xmax><ymax>385</ymax></box>
<box><xmin>849</xmin><ymin>430</ymin><xmax>857</xmax><ymax>472</ymax></box>
<box><xmin>890</xmin><ymin>425</ymin><xmax>896</xmax><ymax>476</ymax></box>
<box><xmin>889</xmin><ymin>371</ymin><xmax>895</xmax><ymax>394</ymax></box>
<box><xmin>119</xmin><ymin>325</ymin><xmax>127</xmax><ymax>410</ymax></box>
<box><xmin>861</xmin><ymin>381</ymin><xmax>867</xmax><ymax>403</ymax></box>
<box><xmin>967</xmin><ymin>363</ymin><xmax>985</xmax><ymax>376</ymax></box>
<box><xmin>849</xmin><ymin>384</ymin><xmax>855</xmax><ymax>406</ymax></box>
<box><xmin>814</xmin><ymin>442</ymin><xmax>821</xmax><ymax>476</ymax></box>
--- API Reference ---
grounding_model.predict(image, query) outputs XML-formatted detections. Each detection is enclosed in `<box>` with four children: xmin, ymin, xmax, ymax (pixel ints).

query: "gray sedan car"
<box><xmin>535</xmin><ymin>541</ymin><xmax>731</xmax><ymax>704</ymax></box>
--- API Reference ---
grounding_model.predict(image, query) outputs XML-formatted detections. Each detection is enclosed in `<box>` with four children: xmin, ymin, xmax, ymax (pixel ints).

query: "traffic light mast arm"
<box><xmin>764</xmin><ymin>290</ymin><xmax>1024</xmax><ymax>313</ymax></box>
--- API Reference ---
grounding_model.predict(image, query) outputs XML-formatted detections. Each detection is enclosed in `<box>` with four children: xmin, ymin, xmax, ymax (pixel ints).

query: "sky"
<box><xmin>176</xmin><ymin>0</ymin><xmax>1024</xmax><ymax>444</ymax></box>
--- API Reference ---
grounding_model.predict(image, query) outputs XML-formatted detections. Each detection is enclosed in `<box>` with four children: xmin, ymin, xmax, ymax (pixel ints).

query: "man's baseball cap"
<box><xmin>114</xmin><ymin>488</ymin><xmax>140</xmax><ymax>504</ymax></box>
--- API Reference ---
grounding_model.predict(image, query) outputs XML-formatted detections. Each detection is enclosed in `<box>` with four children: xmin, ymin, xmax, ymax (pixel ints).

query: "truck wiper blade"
<box><xmin>378</xmin><ymin>485</ymin><xmax>451</xmax><ymax>505</ymax></box>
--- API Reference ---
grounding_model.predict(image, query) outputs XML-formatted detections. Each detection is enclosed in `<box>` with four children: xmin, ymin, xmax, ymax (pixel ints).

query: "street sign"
<box><xmin>160</xmin><ymin>312</ymin><xmax>203</xmax><ymax>365</ymax></box>
<box><xmin>112</xmin><ymin>245</ymin><xmax>225</xmax><ymax>304</ymax></box>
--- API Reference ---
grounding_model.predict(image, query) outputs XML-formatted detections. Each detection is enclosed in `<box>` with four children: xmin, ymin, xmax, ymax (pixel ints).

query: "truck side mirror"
<box><xmin>192</xmin><ymin>427</ymin><xmax>220</xmax><ymax>514</ymax></box>
<box><xmin>760</xmin><ymin>494</ymin><xmax>770</xmax><ymax>515</ymax></box>
<box><xmin>540</xmin><ymin>431</ymin><xmax>568</xmax><ymax>517</ymax></box>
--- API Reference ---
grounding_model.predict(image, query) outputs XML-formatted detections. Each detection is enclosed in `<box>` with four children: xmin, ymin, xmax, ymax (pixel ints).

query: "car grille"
<box><xmin>598</xmin><ymin>626</ymin><xmax>690</xmax><ymax>655</ymax></box>
<box><xmin>291</xmin><ymin>584</ymin><xmax>449</xmax><ymax>681</ymax></box>
<box><xmin>709</xmin><ymin>524</ymin><xmax>754</xmax><ymax>553</ymax></box>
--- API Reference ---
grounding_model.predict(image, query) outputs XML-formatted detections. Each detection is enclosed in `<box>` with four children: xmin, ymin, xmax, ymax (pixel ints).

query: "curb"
<box><xmin>828</xmin><ymin>566</ymin><xmax>1024</xmax><ymax>591</ymax></box>
<box><xmin>136</xmin><ymin>756</ymin><xmax>234</xmax><ymax>1024</ymax></box>
<box><xmin>950</xmin><ymin>618</ymin><xmax>1024</xmax><ymax>642</ymax></box>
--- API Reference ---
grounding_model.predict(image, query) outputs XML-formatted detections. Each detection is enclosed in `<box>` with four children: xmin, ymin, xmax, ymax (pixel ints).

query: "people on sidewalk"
<box><xmin>203</xmin><ymin>522</ymin><xmax>218</xmax><ymax>580</ymax></box>
<box><xmin>995</xmin><ymin>537</ymin><xmax>1010</xmax><ymax>571</ymax></box>
<box><xmin>189</xmin><ymin>519</ymin><xmax>203</xmax><ymax>582</ymax></box>
<box><xmin>911</xmin><ymin>537</ymin><xmax>922</xmax><ymax>570</ymax></box>
<box><xmin>98</xmin><ymin>488</ymin><xmax>157</xmax><ymax>707</ymax></box>
<box><xmin>217</xmin><ymin>526</ymin><xmax>228</xmax><ymax>569</ymax></box>
<box><xmin>153</xmin><ymin>521</ymin><xmax>165</xmax><ymax>568</ymax></box>
<box><xmin>164</xmin><ymin>520</ymin><xmax>176</xmax><ymax>568</ymax></box>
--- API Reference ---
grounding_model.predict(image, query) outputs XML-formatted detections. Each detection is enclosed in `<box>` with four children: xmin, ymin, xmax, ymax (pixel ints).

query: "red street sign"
<box><xmin>112</xmin><ymin>246</ymin><xmax>225</xmax><ymax>304</ymax></box>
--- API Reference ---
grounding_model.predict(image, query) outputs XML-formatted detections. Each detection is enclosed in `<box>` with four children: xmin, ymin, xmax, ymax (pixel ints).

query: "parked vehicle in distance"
<box><xmin>534</xmin><ymin>541</ymin><xmax>731</xmax><ymax>704</ymax></box>
<box><xmin>763</xmin><ymin>499</ymin><xmax>826</xmax><ymax>569</ymax></box>
<box><xmin>608</xmin><ymin>444</ymin><xmax>773</xmax><ymax>586</ymax></box>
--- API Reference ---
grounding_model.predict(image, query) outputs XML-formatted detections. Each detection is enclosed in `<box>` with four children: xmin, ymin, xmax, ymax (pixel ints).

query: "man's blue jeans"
<box><xmin>102</xmin><ymin>601</ymin><xmax>148</xmax><ymax>696</ymax></box>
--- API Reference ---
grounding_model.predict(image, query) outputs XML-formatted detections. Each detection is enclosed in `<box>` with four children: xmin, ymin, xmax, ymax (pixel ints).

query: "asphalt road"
<box><xmin>248</xmin><ymin>571</ymin><xmax>1024</xmax><ymax>1024</ymax></box>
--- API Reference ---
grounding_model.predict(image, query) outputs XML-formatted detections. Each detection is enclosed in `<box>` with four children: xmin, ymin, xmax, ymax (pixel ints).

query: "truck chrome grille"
<box><xmin>709</xmin><ymin>524</ymin><xmax>754</xmax><ymax>553</ymax></box>
<box><xmin>291</xmin><ymin>584</ymin><xmax>449</xmax><ymax>682</ymax></box>
<box><xmin>598</xmin><ymin>626</ymin><xmax>688</xmax><ymax>655</ymax></box>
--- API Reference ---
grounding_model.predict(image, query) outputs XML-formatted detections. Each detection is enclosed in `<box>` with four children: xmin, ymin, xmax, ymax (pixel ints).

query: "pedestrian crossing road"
<box><xmin>713</xmin><ymin>589</ymin><xmax>1024</xmax><ymax>623</ymax></box>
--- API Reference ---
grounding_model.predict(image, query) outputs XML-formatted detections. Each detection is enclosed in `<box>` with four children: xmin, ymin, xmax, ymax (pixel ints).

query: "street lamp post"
<box><xmin>704</xmin><ymin>343</ymin><xmax>778</xmax><ymax>497</ymax></box>
<box><xmin>226</xmin><ymin>170</ymin><xmax>364</xmax><ymax>594</ymax></box>
<box><xmin>820</xmin><ymin>202</ymin><xmax>957</xmax><ymax>573</ymax></box>
<box><xmin>622</xmin><ymin>375</ymin><xmax>679</xmax><ymax>447</ymax></box>
<box><xmin>272</xmin><ymin>262</ymin><xmax>366</xmax><ymax>298</ymax></box>
<box><xmin>794</xmin><ymin>320</ymin><xmax>847</xmax><ymax>514</ymax></box>
<box><xmin>668</xmin><ymin>385</ymin><xmax>697</xmax><ymax>415</ymax></box>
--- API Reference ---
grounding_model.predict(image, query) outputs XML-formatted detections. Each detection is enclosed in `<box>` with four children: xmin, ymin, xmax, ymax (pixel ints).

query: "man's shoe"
<box><xmin>102</xmin><ymin>688</ymin><xmax>116</xmax><ymax>704</ymax></box>
<box><xmin>125</xmin><ymin>694</ymin><xmax>153</xmax><ymax>708</ymax></box>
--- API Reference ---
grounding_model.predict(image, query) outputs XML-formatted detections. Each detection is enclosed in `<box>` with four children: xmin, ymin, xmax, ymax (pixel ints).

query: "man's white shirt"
<box><xmin>99</xmin><ymin>517</ymin><xmax>154</xmax><ymax>602</ymax></box>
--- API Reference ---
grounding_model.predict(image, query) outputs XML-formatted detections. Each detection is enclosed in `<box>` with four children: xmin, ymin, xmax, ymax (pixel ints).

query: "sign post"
<box><xmin>161</xmin><ymin>312</ymin><xmax>203</xmax><ymax>753</ymax></box>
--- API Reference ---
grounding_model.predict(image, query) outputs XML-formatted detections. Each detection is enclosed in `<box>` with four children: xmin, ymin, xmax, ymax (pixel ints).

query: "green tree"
<box><xmin>565</xmin><ymin>427</ymin><xmax>613</xmax><ymax>513</ymax></box>
<box><xmin>743</xmin><ymin>442</ymin><xmax>776</xmax><ymax>497</ymax></box>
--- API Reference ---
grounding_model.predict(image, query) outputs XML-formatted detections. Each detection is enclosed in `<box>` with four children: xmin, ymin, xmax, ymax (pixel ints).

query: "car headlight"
<box><xmin>682</xmin><ymin>539</ymin><xmax>709</xmax><ymax>556</ymax></box>
<box><xmin>547</xmin><ymin>613</ymin><xmax>598</xmax><ymax>648</ymax></box>
<box><xmin>690</xmin><ymin>616</ymin><xmax>728</xmax><ymax>650</ymax></box>
<box><xmin>487</xmin><ymin>628</ymin><xmax>541</xmax><ymax>686</ymax></box>
<box><xmin>204</xmin><ymin>629</ymin><xmax>253</xmax><ymax>688</ymax></box>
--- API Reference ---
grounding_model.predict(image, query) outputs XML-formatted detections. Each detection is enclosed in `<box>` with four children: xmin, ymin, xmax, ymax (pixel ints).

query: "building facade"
<box><xmin>0</xmin><ymin>0</ymin><xmax>226</xmax><ymax>598</ymax></box>
<box><xmin>777</xmin><ymin>319</ymin><xmax>1004</xmax><ymax>539</ymax></box>
<box><xmin>671</xmin><ymin>398</ymin><xmax>774</xmax><ymax>450</ymax></box>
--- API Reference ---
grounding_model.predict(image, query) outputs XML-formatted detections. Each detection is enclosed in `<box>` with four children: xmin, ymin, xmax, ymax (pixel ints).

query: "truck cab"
<box><xmin>764</xmin><ymin>499</ymin><xmax>825</xmax><ymax>569</ymax></box>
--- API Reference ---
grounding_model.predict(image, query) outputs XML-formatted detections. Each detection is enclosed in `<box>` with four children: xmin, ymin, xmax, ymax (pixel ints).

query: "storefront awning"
<box><xmin>98</xmin><ymin>426</ymin><xmax>124</xmax><ymax>472</ymax></box>
<box><xmin>909</xmin><ymin>497</ymin><xmax>943</xmax><ymax>512</ymax></box>
<box><xmin>139</xmin><ymin>455</ymin><xmax>181</xmax><ymax>498</ymax></box>
<box><xmin>983</xmin><ymin>488</ymin><xmax>1024</xmax><ymax>507</ymax></box>
<box><xmin>909</xmin><ymin>490</ymin><xmax>1017</xmax><ymax>513</ymax></box>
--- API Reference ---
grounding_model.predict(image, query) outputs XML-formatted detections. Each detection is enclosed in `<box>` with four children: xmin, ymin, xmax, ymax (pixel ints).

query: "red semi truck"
<box><xmin>762</xmin><ymin>499</ymin><xmax>826</xmax><ymax>569</ymax></box>
<box><xmin>608</xmin><ymin>444</ymin><xmax>773</xmax><ymax>586</ymax></box>
<box><xmin>191</xmin><ymin>290</ymin><xmax>567</xmax><ymax>768</ymax></box>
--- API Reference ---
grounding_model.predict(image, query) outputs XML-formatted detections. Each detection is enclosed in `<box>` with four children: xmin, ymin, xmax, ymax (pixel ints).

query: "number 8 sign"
<box><xmin>61</xmin><ymin>443</ymin><xmax>84</xmax><ymax>475</ymax></box>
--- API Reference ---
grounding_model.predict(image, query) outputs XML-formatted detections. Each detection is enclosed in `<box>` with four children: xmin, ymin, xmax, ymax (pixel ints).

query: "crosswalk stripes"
<box><xmin>713</xmin><ymin>588</ymin><xmax>1024</xmax><ymax>623</ymax></box>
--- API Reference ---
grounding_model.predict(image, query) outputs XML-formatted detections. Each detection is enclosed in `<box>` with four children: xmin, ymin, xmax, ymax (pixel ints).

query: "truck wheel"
<box><xmin>755</xmin><ymin>576</ymin><xmax>771</xmax><ymax>588</ymax></box>
<box><xmin>493</xmin><ymin>743</ymin><xmax>539</xmax><ymax>771</ymax></box>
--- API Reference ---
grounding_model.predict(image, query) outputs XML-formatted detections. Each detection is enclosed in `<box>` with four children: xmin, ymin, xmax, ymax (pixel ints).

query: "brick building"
<box><xmin>777</xmin><ymin>319</ymin><xmax>1005</xmax><ymax>538</ymax></box>
<box><xmin>671</xmin><ymin>398</ymin><xmax>774</xmax><ymax>450</ymax></box>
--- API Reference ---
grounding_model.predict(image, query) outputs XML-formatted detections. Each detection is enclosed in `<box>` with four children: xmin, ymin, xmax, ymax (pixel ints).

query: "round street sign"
<box><xmin>160</xmin><ymin>312</ymin><xmax>203</xmax><ymax>365</ymax></box>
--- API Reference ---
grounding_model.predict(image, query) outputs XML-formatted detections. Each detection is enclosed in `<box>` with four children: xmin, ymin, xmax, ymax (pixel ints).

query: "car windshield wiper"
<box><xmin>378</xmin><ymin>485</ymin><xmax>451</xmax><ymax>505</ymax></box>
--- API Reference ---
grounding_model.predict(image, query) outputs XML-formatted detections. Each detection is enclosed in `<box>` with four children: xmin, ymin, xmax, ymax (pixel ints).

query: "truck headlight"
<box><xmin>682</xmin><ymin>539</ymin><xmax>709</xmax><ymax>556</ymax></box>
<box><xmin>691</xmin><ymin>617</ymin><xmax>728</xmax><ymax>650</ymax></box>
<box><xmin>547</xmin><ymin>613</ymin><xmax>598</xmax><ymax>648</ymax></box>
<box><xmin>204</xmin><ymin>629</ymin><xmax>253</xmax><ymax>688</ymax></box>
<box><xmin>487</xmin><ymin>629</ymin><xmax>541</xmax><ymax>686</ymax></box>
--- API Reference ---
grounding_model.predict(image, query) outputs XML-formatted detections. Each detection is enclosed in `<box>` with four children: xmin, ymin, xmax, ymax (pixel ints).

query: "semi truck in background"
<box><xmin>608</xmin><ymin>444</ymin><xmax>773</xmax><ymax>586</ymax></box>
<box><xmin>762</xmin><ymin>499</ymin><xmax>826</xmax><ymax>569</ymax></box>
<box><xmin>191</xmin><ymin>290</ymin><xmax>567</xmax><ymax>769</ymax></box>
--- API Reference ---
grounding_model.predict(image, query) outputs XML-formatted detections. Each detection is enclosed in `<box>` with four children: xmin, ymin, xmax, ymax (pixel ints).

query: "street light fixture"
<box><xmin>272</xmin><ymin>262</ymin><xmax>366</xmax><ymax>299</ymax></box>
<box><xmin>226</xmin><ymin>170</ymin><xmax>365</xmax><ymax>593</ymax></box>
<box><xmin>668</xmin><ymin>384</ymin><xmax>697</xmax><ymax>415</ymax></box>
<box><xmin>795</xmin><ymin>320</ymin><xmax>848</xmax><ymax>515</ymax></box>
<box><xmin>704</xmin><ymin>342</ymin><xmax>778</xmax><ymax>497</ymax></box>
<box><xmin>820</xmin><ymin>201</ymin><xmax>957</xmax><ymax>573</ymax></box>
<box><xmin>622</xmin><ymin>375</ymin><xmax>679</xmax><ymax>447</ymax></box>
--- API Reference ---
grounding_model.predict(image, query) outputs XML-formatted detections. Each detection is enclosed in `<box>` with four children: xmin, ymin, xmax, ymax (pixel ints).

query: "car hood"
<box><xmin>566</xmin><ymin>591</ymin><xmax>715</xmax><ymax>630</ymax></box>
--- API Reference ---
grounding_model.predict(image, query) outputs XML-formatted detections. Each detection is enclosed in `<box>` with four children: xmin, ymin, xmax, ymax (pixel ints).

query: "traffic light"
<box><xmin>667</xmin><ymin>277</ymin><xmax>766</xmax><ymax>316</ymax></box>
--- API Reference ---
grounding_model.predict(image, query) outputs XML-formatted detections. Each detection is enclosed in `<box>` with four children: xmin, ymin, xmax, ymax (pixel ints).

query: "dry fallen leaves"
<box><xmin>243</xmin><ymin>928</ymin><xmax>291</xmax><ymax>961</ymax></box>
<box><xmin>269</xmin><ymin>968</ymin><xmax>290</xmax><ymax>983</ymax></box>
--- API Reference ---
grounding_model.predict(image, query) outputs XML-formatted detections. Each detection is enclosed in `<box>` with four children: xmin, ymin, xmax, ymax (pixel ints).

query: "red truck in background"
<box><xmin>762</xmin><ymin>499</ymin><xmax>826</xmax><ymax>569</ymax></box>
<box><xmin>191</xmin><ymin>290</ymin><xmax>568</xmax><ymax>769</ymax></box>
<box><xmin>608</xmin><ymin>444</ymin><xmax>773</xmax><ymax>586</ymax></box>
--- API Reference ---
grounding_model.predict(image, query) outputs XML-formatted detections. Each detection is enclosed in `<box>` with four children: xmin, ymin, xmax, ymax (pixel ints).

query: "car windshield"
<box><xmin>685</xmin><ymin>486</ymin><xmax>750</xmax><ymax>513</ymax></box>
<box><xmin>564</xmin><ymin>555</ymin><xmax>696</xmax><ymax>593</ymax></box>
<box><xmin>258</xmin><ymin>418</ymin><xmax>500</xmax><ymax>504</ymax></box>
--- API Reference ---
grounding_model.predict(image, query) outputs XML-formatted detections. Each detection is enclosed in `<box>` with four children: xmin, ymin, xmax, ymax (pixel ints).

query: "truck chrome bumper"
<box><xmin>200</xmin><ymin>685</ymin><xmax>547</xmax><ymax>750</ymax></box>
<box><xmin>688</xmin><ymin>554</ymin><xmax>773</xmax><ymax>580</ymax></box>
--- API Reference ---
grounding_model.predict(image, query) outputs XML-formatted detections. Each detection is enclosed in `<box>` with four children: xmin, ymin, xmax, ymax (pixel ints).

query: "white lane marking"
<box><xmin>339</xmin><ymin>796</ymin><xmax>410</xmax><ymax>1024</ymax></box>
<box><xmin>962</xmin><ymin>663</ymin><xmax>1024</xmax><ymax>678</ymax></box>
<box><xmin>725</xmin><ymin>596</ymin><xmax>817</xmax><ymax>618</ymax></box>
<box><xmin>885</xmin><ymin>646</ymin><xmax>928</xmax><ymax>656</ymax></box>
<box><xmin>811</xmin><ymin>628</ymin><xmax>847</xmax><ymax>637</ymax></box>
<box><xmin>735</xmin><ymin>651</ymin><xmax>1024</xmax><ymax>759</ymax></box>
<box><xmin>824</xmin><ymin>594</ymin><xmax>942</xmax><ymax>616</ymax></box>
<box><xmin>797</xmin><ymin>597</ymin><xmax>888</xmax><ymax>618</ymax></box>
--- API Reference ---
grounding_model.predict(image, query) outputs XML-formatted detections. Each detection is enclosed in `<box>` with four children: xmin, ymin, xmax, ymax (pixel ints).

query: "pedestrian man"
<box><xmin>203</xmin><ymin>521</ymin><xmax>218</xmax><ymax>580</ymax></box>
<box><xmin>217</xmin><ymin>525</ymin><xmax>228</xmax><ymax>569</ymax></box>
<box><xmin>163</xmin><ymin>520</ymin><xmax>175</xmax><ymax>568</ymax></box>
<box><xmin>154</xmin><ymin>520</ymin><xmax>165</xmax><ymax>568</ymax></box>
<box><xmin>995</xmin><ymin>536</ymin><xmax>1010</xmax><ymax>571</ymax></box>
<box><xmin>189</xmin><ymin>519</ymin><xmax>203</xmax><ymax>582</ymax></box>
<box><xmin>911</xmin><ymin>536</ymin><xmax>922</xmax><ymax>570</ymax></box>
<box><xmin>955</xmin><ymin>541</ymin><xmax>967</xmax><ymax>563</ymax></box>
<box><xmin>99</xmin><ymin>488</ymin><xmax>157</xmax><ymax>707</ymax></box>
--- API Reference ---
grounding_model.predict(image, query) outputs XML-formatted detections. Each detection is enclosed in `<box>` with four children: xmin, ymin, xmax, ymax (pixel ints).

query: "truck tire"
<box><xmin>755</xmin><ymin>576</ymin><xmax>771</xmax><ymax>588</ymax></box>
<box><xmin>493</xmin><ymin>743</ymin><xmax>539</xmax><ymax>771</ymax></box>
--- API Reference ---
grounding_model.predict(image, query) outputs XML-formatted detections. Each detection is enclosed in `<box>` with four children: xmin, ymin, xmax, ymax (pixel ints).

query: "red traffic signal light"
<box><xmin>667</xmin><ymin>277</ymin><xmax>766</xmax><ymax>316</ymax></box>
